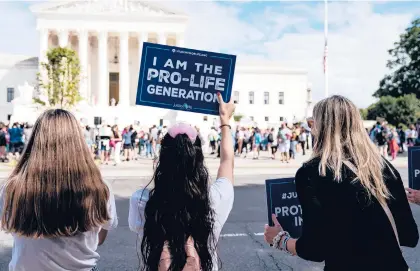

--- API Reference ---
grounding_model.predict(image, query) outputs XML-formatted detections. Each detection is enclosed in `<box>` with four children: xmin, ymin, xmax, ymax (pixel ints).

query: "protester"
<box><xmin>269</xmin><ymin>128</ymin><xmax>277</xmax><ymax>160</ymax></box>
<box><xmin>0</xmin><ymin>125</ymin><xmax>7</xmax><ymax>163</ymax></box>
<box><xmin>278</xmin><ymin>124</ymin><xmax>291</xmax><ymax>163</ymax></box>
<box><xmin>376</xmin><ymin>127</ymin><xmax>388</xmax><ymax>157</ymax></box>
<box><xmin>155</xmin><ymin>130</ymin><xmax>163</xmax><ymax>156</ymax></box>
<box><xmin>298</xmin><ymin>127</ymin><xmax>307</xmax><ymax>156</ymax></box>
<box><xmin>264</xmin><ymin>95</ymin><xmax>418</xmax><ymax>271</ymax></box>
<box><xmin>253</xmin><ymin>128</ymin><xmax>262</xmax><ymax>160</ymax></box>
<box><xmin>407</xmin><ymin>124</ymin><xmax>417</xmax><ymax>147</ymax></box>
<box><xmin>237</xmin><ymin>127</ymin><xmax>244</xmax><ymax>156</ymax></box>
<box><xmin>397</xmin><ymin>126</ymin><xmax>406</xmax><ymax>153</ymax></box>
<box><xmin>99</xmin><ymin>123</ymin><xmax>112</xmax><ymax>164</ymax></box>
<box><xmin>111</xmin><ymin>125</ymin><xmax>122</xmax><ymax>166</ymax></box>
<box><xmin>289</xmin><ymin>131</ymin><xmax>298</xmax><ymax>160</ymax></box>
<box><xmin>0</xmin><ymin>109</ymin><xmax>117</xmax><ymax>271</ymax></box>
<box><xmin>128</xmin><ymin>93</ymin><xmax>235</xmax><ymax>270</ymax></box>
<box><xmin>209</xmin><ymin>127</ymin><xmax>218</xmax><ymax>155</ymax></box>
<box><xmin>389</xmin><ymin>128</ymin><xmax>400</xmax><ymax>161</ymax></box>
<box><xmin>122</xmin><ymin>126</ymin><xmax>133</xmax><ymax>162</ymax></box>
<box><xmin>8</xmin><ymin>123</ymin><xmax>24</xmax><ymax>160</ymax></box>
<box><xmin>242</xmin><ymin>128</ymin><xmax>251</xmax><ymax>158</ymax></box>
<box><xmin>143</xmin><ymin>131</ymin><xmax>152</xmax><ymax>158</ymax></box>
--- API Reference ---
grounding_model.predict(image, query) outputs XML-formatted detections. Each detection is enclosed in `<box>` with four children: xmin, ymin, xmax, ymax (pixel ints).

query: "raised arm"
<box><xmin>216</xmin><ymin>93</ymin><xmax>235</xmax><ymax>183</ymax></box>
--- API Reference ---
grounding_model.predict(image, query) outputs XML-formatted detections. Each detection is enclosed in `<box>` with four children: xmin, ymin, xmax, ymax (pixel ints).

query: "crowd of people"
<box><xmin>1</xmin><ymin>95</ymin><xmax>420</xmax><ymax>271</ymax></box>
<box><xmin>0</xmin><ymin>122</ymin><xmax>33</xmax><ymax>163</ymax></box>
<box><xmin>230</xmin><ymin>123</ymin><xmax>312</xmax><ymax>162</ymax></box>
<box><xmin>83</xmin><ymin>120</ymin><xmax>314</xmax><ymax>167</ymax></box>
<box><xmin>368</xmin><ymin>121</ymin><xmax>420</xmax><ymax>160</ymax></box>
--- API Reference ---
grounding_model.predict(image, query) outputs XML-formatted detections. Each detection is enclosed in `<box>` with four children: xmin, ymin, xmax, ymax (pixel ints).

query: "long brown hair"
<box><xmin>1</xmin><ymin>109</ymin><xmax>110</xmax><ymax>237</ymax></box>
<box><xmin>311</xmin><ymin>95</ymin><xmax>390</xmax><ymax>205</ymax></box>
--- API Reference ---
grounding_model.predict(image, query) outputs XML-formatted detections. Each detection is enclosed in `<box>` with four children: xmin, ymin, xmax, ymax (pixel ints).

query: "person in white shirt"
<box><xmin>128</xmin><ymin>93</ymin><xmax>235</xmax><ymax>271</ymax></box>
<box><xmin>1</xmin><ymin>109</ymin><xmax>118</xmax><ymax>271</ymax></box>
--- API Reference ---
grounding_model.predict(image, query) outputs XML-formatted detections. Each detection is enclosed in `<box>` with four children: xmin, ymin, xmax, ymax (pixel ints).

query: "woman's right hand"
<box><xmin>217</xmin><ymin>93</ymin><xmax>235</xmax><ymax>125</ymax></box>
<box><xmin>406</xmin><ymin>188</ymin><xmax>420</xmax><ymax>205</ymax></box>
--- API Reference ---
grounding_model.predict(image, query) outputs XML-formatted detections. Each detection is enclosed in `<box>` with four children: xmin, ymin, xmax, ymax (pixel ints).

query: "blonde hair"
<box><xmin>311</xmin><ymin>95</ymin><xmax>390</xmax><ymax>204</ymax></box>
<box><xmin>2</xmin><ymin>109</ymin><xmax>110</xmax><ymax>237</ymax></box>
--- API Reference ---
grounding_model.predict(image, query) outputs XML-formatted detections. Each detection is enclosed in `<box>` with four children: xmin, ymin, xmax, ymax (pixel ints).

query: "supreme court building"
<box><xmin>0</xmin><ymin>0</ymin><xmax>313</xmax><ymax>129</ymax></box>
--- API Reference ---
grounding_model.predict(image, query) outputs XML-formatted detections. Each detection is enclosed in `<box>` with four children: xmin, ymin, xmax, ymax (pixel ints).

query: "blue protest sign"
<box><xmin>408</xmin><ymin>147</ymin><xmax>420</xmax><ymax>190</ymax></box>
<box><xmin>265</xmin><ymin>178</ymin><xmax>302</xmax><ymax>238</ymax></box>
<box><xmin>136</xmin><ymin>42</ymin><xmax>236</xmax><ymax>115</ymax></box>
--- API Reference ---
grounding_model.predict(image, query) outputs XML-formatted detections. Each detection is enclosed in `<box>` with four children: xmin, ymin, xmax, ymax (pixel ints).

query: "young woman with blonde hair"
<box><xmin>264</xmin><ymin>95</ymin><xmax>418</xmax><ymax>271</ymax></box>
<box><xmin>1</xmin><ymin>109</ymin><xmax>118</xmax><ymax>271</ymax></box>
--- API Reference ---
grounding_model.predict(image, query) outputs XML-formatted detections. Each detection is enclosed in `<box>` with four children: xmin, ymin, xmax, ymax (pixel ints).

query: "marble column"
<box><xmin>176</xmin><ymin>33</ymin><xmax>185</xmax><ymax>47</ymax></box>
<box><xmin>98</xmin><ymin>31</ymin><xmax>108</xmax><ymax>106</ymax></box>
<box><xmin>39</xmin><ymin>28</ymin><xmax>49</xmax><ymax>63</ymax></box>
<box><xmin>58</xmin><ymin>29</ymin><xmax>69</xmax><ymax>48</ymax></box>
<box><xmin>78</xmin><ymin>29</ymin><xmax>89</xmax><ymax>103</ymax></box>
<box><xmin>38</xmin><ymin>29</ymin><xmax>49</xmax><ymax>91</ymax></box>
<box><xmin>157</xmin><ymin>32</ymin><xmax>167</xmax><ymax>45</ymax></box>
<box><xmin>119</xmin><ymin>31</ymin><xmax>129</xmax><ymax>106</ymax></box>
<box><xmin>137</xmin><ymin>32</ymin><xmax>148</xmax><ymax>64</ymax></box>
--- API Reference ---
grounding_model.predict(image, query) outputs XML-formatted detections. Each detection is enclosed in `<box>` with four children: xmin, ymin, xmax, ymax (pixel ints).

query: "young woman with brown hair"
<box><xmin>1</xmin><ymin>109</ymin><xmax>118</xmax><ymax>271</ymax></box>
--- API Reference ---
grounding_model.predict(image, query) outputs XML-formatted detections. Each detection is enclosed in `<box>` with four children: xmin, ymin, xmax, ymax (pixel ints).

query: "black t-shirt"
<box><xmin>376</xmin><ymin>131</ymin><xmax>386</xmax><ymax>146</ymax></box>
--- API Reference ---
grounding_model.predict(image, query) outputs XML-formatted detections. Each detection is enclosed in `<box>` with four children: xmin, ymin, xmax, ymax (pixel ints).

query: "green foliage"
<box><xmin>366</xmin><ymin>94</ymin><xmax>420</xmax><ymax>126</ymax></box>
<box><xmin>374</xmin><ymin>18</ymin><xmax>420</xmax><ymax>98</ymax></box>
<box><xmin>359</xmin><ymin>108</ymin><xmax>368</xmax><ymax>120</ymax></box>
<box><xmin>233</xmin><ymin>114</ymin><xmax>244</xmax><ymax>122</ymax></box>
<box><xmin>36</xmin><ymin>47</ymin><xmax>81</xmax><ymax>109</ymax></box>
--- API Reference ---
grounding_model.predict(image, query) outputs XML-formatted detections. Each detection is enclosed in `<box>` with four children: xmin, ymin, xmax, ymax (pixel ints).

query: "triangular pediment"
<box><xmin>30</xmin><ymin>0</ymin><xmax>184</xmax><ymax>16</ymax></box>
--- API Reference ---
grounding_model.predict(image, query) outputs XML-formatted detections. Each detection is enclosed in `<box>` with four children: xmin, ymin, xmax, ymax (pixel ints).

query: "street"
<box><xmin>0</xmin><ymin>156</ymin><xmax>417</xmax><ymax>271</ymax></box>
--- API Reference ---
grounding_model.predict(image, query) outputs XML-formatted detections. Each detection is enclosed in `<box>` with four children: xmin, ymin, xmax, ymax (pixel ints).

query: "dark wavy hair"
<box><xmin>141</xmin><ymin>133</ymin><xmax>216</xmax><ymax>271</ymax></box>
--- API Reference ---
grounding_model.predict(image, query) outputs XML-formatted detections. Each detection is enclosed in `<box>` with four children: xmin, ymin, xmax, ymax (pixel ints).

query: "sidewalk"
<box><xmin>0</xmin><ymin>149</ymin><xmax>408</xmax><ymax>179</ymax></box>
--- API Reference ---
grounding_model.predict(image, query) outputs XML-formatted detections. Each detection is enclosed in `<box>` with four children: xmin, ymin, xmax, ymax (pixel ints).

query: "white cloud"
<box><xmin>263</xmin><ymin>2</ymin><xmax>415</xmax><ymax>107</ymax></box>
<box><xmin>165</xmin><ymin>1</ymin><xmax>418</xmax><ymax>107</ymax></box>
<box><xmin>163</xmin><ymin>1</ymin><xmax>265</xmax><ymax>52</ymax></box>
<box><xmin>0</xmin><ymin>1</ymin><xmax>418</xmax><ymax>108</ymax></box>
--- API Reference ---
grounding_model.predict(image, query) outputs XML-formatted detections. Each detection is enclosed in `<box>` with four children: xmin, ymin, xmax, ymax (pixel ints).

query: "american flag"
<box><xmin>323</xmin><ymin>40</ymin><xmax>328</xmax><ymax>74</ymax></box>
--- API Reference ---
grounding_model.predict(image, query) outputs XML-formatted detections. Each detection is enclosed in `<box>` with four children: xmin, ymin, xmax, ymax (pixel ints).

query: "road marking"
<box><xmin>220</xmin><ymin>232</ymin><xmax>264</xmax><ymax>238</ymax></box>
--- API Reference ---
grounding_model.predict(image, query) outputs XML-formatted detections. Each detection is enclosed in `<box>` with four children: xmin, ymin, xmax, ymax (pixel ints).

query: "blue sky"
<box><xmin>0</xmin><ymin>0</ymin><xmax>419</xmax><ymax>107</ymax></box>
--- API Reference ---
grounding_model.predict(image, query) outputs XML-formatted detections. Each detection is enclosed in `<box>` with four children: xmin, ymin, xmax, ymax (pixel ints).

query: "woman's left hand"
<box><xmin>264</xmin><ymin>214</ymin><xmax>282</xmax><ymax>245</ymax></box>
<box><xmin>406</xmin><ymin>188</ymin><xmax>420</xmax><ymax>205</ymax></box>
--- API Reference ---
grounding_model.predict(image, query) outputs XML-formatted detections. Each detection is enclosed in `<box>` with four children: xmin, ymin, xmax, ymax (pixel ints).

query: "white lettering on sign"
<box><xmin>294</xmin><ymin>216</ymin><xmax>303</xmax><ymax>226</ymax></box>
<box><xmin>146</xmin><ymin>57</ymin><xmax>227</xmax><ymax>103</ymax></box>
<box><xmin>274</xmin><ymin>205</ymin><xmax>302</xmax><ymax>216</ymax></box>
<box><xmin>146</xmin><ymin>85</ymin><xmax>217</xmax><ymax>102</ymax></box>
<box><xmin>415</xmin><ymin>169</ymin><xmax>420</xmax><ymax>178</ymax></box>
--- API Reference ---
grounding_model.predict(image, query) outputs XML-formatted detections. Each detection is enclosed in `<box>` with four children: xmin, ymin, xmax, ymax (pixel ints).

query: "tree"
<box><xmin>233</xmin><ymin>114</ymin><xmax>244</xmax><ymax>122</ymax></box>
<box><xmin>35</xmin><ymin>47</ymin><xmax>82</xmax><ymax>109</ymax></box>
<box><xmin>374</xmin><ymin>18</ymin><xmax>420</xmax><ymax>98</ymax></box>
<box><xmin>366</xmin><ymin>94</ymin><xmax>420</xmax><ymax>126</ymax></box>
<box><xmin>359</xmin><ymin>108</ymin><xmax>368</xmax><ymax>120</ymax></box>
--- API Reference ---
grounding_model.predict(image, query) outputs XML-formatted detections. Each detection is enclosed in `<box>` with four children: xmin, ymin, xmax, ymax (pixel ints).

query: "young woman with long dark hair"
<box><xmin>1</xmin><ymin>109</ymin><xmax>118</xmax><ymax>271</ymax></box>
<box><xmin>264</xmin><ymin>95</ymin><xmax>418</xmax><ymax>271</ymax></box>
<box><xmin>129</xmin><ymin>93</ymin><xmax>235</xmax><ymax>271</ymax></box>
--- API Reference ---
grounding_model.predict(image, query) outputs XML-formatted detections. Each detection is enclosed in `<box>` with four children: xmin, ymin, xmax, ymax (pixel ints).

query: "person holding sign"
<box><xmin>264</xmin><ymin>95</ymin><xmax>418</xmax><ymax>271</ymax></box>
<box><xmin>128</xmin><ymin>93</ymin><xmax>235</xmax><ymax>271</ymax></box>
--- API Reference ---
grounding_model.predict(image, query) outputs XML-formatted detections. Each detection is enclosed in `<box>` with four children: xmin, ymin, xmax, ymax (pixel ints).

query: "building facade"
<box><xmin>0</xmin><ymin>0</ymin><xmax>313</xmax><ymax>128</ymax></box>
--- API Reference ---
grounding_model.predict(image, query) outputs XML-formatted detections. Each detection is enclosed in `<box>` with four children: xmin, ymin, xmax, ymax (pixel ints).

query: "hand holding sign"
<box><xmin>217</xmin><ymin>93</ymin><xmax>235</xmax><ymax>124</ymax></box>
<box><xmin>264</xmin><ymin>214</ymin><xmax>283</xmax><ymax>245</ymax></box>
<box><xmin>406</xmin><ymin>188</ymin><xmax>420</xmax><ymax>205</ymax></box>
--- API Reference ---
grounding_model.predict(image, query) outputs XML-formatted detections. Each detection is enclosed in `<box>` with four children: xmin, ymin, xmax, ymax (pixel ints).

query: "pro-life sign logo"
<box><xmin>408</xmin><ymin>147</ymin><xmax>420</xmax><ymax>190</ymax></box>
<box><xmin>136</xmin><ymin>42</ymin><xmax>236</xmax><ymax>115</ymax></box>
<box><xmin>265</xmin><ymin>178</ymin><xmax>302</xmax><ymax>238</ymax></box>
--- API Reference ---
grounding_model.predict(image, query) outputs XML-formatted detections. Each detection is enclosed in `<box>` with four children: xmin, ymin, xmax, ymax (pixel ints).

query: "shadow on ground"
<box><xmin>0</xmin><ymin>244</ymin><xmax>12</xmax><ymax>270</ymax></box>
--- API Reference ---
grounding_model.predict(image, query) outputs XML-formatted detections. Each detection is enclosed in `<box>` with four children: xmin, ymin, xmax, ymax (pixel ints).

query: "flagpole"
<box><xmin>324</xmin><ymin>0</ymin><xmax>329</xmax><ymax>98</ymax></box>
